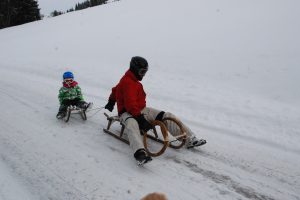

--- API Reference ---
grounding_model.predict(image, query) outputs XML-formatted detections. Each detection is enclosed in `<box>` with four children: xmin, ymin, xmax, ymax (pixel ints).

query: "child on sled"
<box><xmin>56</xmin><ymin>71</ymin><xmax>91</xmax><ymax>119</ymax></box>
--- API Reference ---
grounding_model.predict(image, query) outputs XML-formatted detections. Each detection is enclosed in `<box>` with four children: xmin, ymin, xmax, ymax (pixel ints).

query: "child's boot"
<box><xmin>56</xmin><ymin>111</ymin><xmax>66</xmax><ymax>119</ymax></box>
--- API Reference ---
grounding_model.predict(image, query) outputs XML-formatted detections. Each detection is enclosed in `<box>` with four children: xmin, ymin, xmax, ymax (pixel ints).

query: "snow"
<box><xmin>0</xmin><ymin>0</ymin><xmax>300</xmax><ymax>199</ymax></box>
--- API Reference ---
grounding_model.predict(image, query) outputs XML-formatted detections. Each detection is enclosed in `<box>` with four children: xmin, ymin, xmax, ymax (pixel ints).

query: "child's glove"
<box><xmin>135</xmin><ymin>114</ymin><xmax>153</xmax><ymax>132</ymax></box>
<box><xmin>105</xmin><ymin>100</ymin><xmax>115</xmax><ymax>112</ymax></box>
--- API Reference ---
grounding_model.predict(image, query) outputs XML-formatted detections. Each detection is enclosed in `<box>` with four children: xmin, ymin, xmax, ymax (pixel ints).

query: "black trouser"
<box><xmin>58</xmin><ymin>98</ymin><xmax>86</xmax><ymax>113</ymax></box>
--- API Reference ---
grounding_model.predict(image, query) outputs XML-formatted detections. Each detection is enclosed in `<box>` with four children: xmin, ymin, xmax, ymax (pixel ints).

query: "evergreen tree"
<box><xmin>67</xmin><ymin>8</ymin><xmax>74</xmax><ymax>13</ymax></box>
<box><xmin>90</xmin><ymin>0</ymin><xmax>107</xmax><ymax>7</ymax></box>
<box><xmin>74</xmin><ymin>0</ymin><xmax>107</xmax><ymax>11</ymax></box>
<box><xmin>51</xmin><ymin>10</ymin><xmax>64</xmax><ymax>17</ymax></box>
<box><xmin>0</xmin><ymin>0</ymin><xmax>41</xmax><ymax>29</ymax></box>
<box><xmin>0</xmin><ymin>0</ymin><xmax>15</xmax><ymax>28</ymax></box>
<box><xmin>11</xmin><ymin>0</ymin><xmax>41</xmax><ymax>26</ymax></box>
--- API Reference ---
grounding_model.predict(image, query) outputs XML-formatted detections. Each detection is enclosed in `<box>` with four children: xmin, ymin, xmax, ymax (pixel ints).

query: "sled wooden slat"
<box><xmin>103</xmin><ymin>128</ymin><xmax>129</xmax><ymax>145</ymax></box>
<box><xmin>103</xmin><ymin>113</ymin><xmax>129</xmax><ymax>144</ymax></box>
<box><xmin>64</xmin><ymin>105</ymin><xmax>87</xmax><ymax>122</ymax></box>
<box><xmin>145</xmin><ymin>134</ymin><xmax>166</xmax><ymax>144</ymax></box>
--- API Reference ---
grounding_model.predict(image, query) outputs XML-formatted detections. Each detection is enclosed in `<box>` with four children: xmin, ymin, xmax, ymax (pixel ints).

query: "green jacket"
<box><xmin>58</xmin><ymin>82</ymin><xmax>84</xmax><ymax>104</ymax></box>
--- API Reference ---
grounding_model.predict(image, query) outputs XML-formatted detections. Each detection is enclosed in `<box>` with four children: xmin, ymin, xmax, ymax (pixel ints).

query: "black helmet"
<box><xmin>130</xmin><ymin>56</ymin><xmax>148</xmax><ymax>80</ymax></box>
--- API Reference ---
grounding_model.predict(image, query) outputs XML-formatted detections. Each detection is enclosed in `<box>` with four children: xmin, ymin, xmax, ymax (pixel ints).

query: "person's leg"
<box><xmin>163</xmin><ymin>112</ymin><xmax>194</xmax><ymax>137</ymax></box>
<box><xmin>59</xmin><ymin>104</ymin><xmax>67</xmax><ymax>111</ymax></box>
<box><xmin>142</xmin><ymin>107</ymin><xmax>188</xmax><ymax>137</ymax></box>
<box><xmin>120</xmin><ymin>112</ymin><xmax>152</xmax><ymax>163</ymax></box>
<box><xmin>74</xmin><ymin>98</ymin><xmax>84</xmax><ymax>107</ymax></box>
<box><xmin>141</xmin><ymin>107</ymin><xmax>161</xmax><ymax>121</ymax></box>
<box><xmin>63</xmin><ymin>99</ymin><xmax>77</xmax><ymax>106</ymax></box>
<box><xmin>120</xmin><ymin>112</ymin><xmax>145</xmax><ymax>153</ymax></box>
<box><xmin>56</xmin><ymin>99</ymin><xmax>77</xmax><ymax>119</ymax></box>
<box><xmin>75</xmin><ymin>99</ymin><xmax>90</xmax><ymax>110</ymax></box>
<box><xmin>143</xmin><ymin>107</ymin><xmax>206</xmax><ymax>147</ymax></box>
<box><xmin>163</xmin><ymin>112</ymin><xmax>206</xmax><ymax>147</ymax></box>
<box><xmin>56</xmin><ymin>104</ymin><xmax>67</xmax><ymax>118</ymax></box>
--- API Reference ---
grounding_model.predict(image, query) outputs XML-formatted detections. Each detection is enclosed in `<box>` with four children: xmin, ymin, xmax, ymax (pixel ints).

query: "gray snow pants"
<box><xmin>119</xmin><ymin>107</ymin><xmax>195</xmax><ymax>154</ymax></box>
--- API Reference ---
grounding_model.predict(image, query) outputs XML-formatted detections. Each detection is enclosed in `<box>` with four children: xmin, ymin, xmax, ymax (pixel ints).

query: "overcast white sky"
<box><xmin>37</xmin><ymin>0</ymin><xmax>81</xmax><ymax>15</ymax></box>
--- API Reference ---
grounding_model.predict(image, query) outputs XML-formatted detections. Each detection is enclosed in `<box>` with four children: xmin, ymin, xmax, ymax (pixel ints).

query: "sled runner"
<box><xmin>103</xmin><ymin>113</ymin><xmax>187</xmax><ymax>157</ymax></box>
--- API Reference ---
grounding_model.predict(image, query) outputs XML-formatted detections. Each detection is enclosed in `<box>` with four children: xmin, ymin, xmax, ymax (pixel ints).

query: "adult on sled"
<box><xmin>105</xmin><ymin>57</ymin><xmax>206</xmax><ymax>164</ymax></box>
<box><xmin>56</xmin><ymin>71</ymin><xmax>91</xmax><ymax>119</ymax></box>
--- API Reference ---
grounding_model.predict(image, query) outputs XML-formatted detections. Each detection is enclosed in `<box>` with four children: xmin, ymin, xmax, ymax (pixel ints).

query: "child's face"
<box><xmin>64</xmin><ymin>78</ymin><xmax>73</xmax><ymax>83</ymax></box>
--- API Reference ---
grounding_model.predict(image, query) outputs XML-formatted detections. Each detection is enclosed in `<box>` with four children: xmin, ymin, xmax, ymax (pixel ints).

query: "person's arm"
<box><xmin>75</xmin><ymin>85</ymin><xmax>84</xmax><ymax>101</ymax></box>
<box><xmin>58</xmin><ymin>87</ymin><xmax>65</xmax><ymax>105</ymax></box>
<box><xmin>105</xmin><ymin>86</ymin><xmax>116</xmax><ymax>112</ymax></box>
<box><xmin>109</xmin><ymin>86</ymin><xmax>116</xmax><ymax>102</ymax></box>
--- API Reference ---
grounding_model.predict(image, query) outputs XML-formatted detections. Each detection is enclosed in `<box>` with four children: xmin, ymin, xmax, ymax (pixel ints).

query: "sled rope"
<box><xmin>86</xmin><ymin>106</ymin><xmax>104</xmax><ymax>118</ymax></box>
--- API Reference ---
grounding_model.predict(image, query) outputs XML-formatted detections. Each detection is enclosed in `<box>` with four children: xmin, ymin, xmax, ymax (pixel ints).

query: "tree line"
<box><xmin>51</xmin><ymin>0</ymin><xmax>109</xmax><ymax>17</ymax></box>
<box><xmin>0</xmin><ymin>0</ymin><xmax>117</xmax><ymax>29</ymax></box>
<box><xmin>0</xmin><ymin>0</ymin><xmax>41</xmax><ymax>29</ymax></box>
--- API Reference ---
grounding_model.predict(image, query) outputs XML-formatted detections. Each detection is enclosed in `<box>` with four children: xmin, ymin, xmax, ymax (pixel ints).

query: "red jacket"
<box><xmin>109</xmin><ymin>70</ymin><xmax>146</xmax><ymax>117</ymax></box>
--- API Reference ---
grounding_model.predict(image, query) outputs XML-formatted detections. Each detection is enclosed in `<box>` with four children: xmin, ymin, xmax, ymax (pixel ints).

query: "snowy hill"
<box><xmin>0</xmin><ymin>0</ymin><xmax>300</xmax><ymax>199</ymax></box>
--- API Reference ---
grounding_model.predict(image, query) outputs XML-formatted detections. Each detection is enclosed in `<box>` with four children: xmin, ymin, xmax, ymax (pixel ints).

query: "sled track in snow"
<box><xmin>188</xmin><ymin>148</ymin><xmax>296</xmax><ymax>188</ymax></box>
<box><xmin>196</xmin><ymin>122</ymin><xmax>300</xmax><ymax>156</ymax></box>
<box><xmin>168</xmin><ymin>156</ymin><xmax>276</xmax><ymax>200</ymax></box>
<box><xmin>183</xmin><ymin>160</ymin><xmax>276</xmax><ymax>200</ymax></box>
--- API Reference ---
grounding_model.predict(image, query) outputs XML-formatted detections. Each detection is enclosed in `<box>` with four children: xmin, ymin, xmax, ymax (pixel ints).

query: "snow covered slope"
<box><xmin>0</xmin><ymin>0</ymin><xmax>299</xmax><ymax>199</ymax></box>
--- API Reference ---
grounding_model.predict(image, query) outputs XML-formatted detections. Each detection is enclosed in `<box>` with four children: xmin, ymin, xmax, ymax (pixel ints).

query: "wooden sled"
<box><xmin>103</xmin><ymin>113</ymin><xmax>187</xmax><ymax>157</ymax></box>
<box><xmin>63</xmin><ymin>105</ymin><xmax>87</xmax><ymax>122</ymax></box>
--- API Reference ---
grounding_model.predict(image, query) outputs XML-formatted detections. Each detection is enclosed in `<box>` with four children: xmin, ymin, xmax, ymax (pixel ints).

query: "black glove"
<box><xmin>104</xmin><ymin>100</ymin><xmax>115</xmax><ymax>112</ymax></box>
<box><xmin>135</xmin><ymin>114</ymin><xmax>153</xmax><ymax>132</ymax></box>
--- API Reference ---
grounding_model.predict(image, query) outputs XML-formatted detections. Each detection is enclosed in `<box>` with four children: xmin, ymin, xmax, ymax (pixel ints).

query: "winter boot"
<box><xmin>134</xmin><ymin>148</ymin><xmax>152</xmax><ymax>165</ymax></box>
<box><xmin>56</xmin><ymin>111</ymin><xmax>66</xmax><ymax>119</ymax></box>
<box><xmin>186</xmin><ymin>136</ymin><xmax>206</xmax><ymax>149</ymax></box>
<box><xmin>79</xmin><ymin>102</ymin><xmax>92</xmax><ymax>111</ymax></box>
